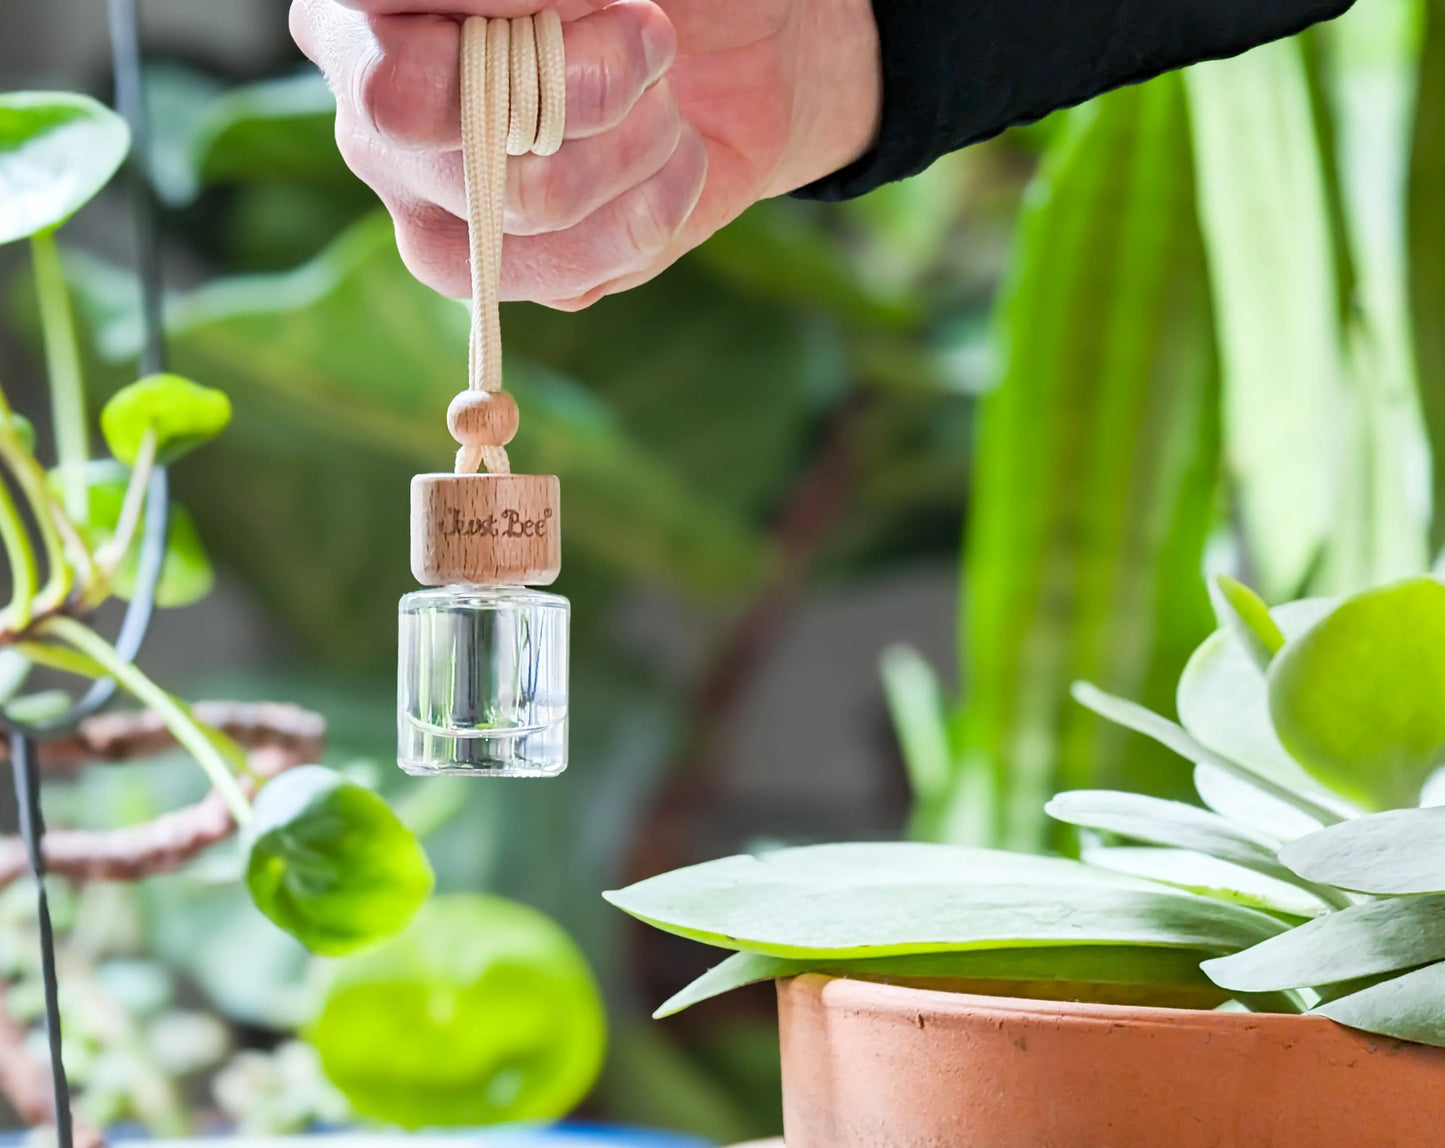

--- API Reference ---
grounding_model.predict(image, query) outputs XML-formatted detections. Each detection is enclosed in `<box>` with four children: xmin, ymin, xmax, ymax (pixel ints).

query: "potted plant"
<box><xmin>608</xmin><ymin>573</ymin><xmax>1445</xmax><ymax>1146</ymax></box>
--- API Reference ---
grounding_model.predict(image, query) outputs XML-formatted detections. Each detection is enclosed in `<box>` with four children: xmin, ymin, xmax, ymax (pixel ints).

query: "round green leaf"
<box><xmin>307</xmin><ymin>893</ymin><xmax>605</xmax><ymax>1127</ymax></box>
<box><xmin>63</xmin><ymin>461</ymin><xmax>213</xmax><ymax>607</ymax></box>
<box><xmin>244</xmin><ymin>766</ymin><xmax>433</xmax><ymax>957</ymax></box>
<box><xmin>1176</xmin><ymin>598</ymin><xmax>1339</xmax><ymax>793</ymax></box>
<box><xmin>100</xmin><ymin>374</ymin><xmax>231</xmax><ymax>465</ymax></box>
<box><xmin>0</xmin><ymin>92</ymin><xmax>129</xmax><ymax>244</ymax></box>
<box><xmin>1268</xmin><ymin>577</ymin><xmax>1445</xmax><ymax>809</ymax></box>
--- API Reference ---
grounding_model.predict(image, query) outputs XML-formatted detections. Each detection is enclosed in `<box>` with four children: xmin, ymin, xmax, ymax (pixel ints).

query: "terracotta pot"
<box><xmin>777</xmin><ymin>974</ymin><xmax>1445</xmax><ymax>1148</ymax></box>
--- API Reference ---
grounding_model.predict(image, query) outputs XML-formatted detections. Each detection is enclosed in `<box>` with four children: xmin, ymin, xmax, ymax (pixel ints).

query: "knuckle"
<box><xmin>357</xmin><ymin>18</ymin><xmax>457</xmax><ymax>146</ymax></box>
<box><xmin>393</xmin><ymin>204</ymin><xmax>469</xmax><ymax>296</ymax></box>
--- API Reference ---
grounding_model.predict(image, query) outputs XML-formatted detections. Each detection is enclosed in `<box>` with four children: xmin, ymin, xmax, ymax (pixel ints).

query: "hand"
<box><xmin>289</xmin><ymin>0</ymin><xmax>881</xmax><ymax>309</ymax></box>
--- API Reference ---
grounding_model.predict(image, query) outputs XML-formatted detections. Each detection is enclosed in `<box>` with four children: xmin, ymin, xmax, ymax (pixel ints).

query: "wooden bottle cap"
<box><xmin>411</xmin><ymin>473</ymin><xmax>560</xmax><ymax>586</ymax></box>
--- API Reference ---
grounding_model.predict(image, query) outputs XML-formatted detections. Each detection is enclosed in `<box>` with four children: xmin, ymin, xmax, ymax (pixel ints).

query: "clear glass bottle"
<box><xmin>397</xmin><ymin>585</ymin><xmax>569</xmax><ymax>776</ymax></box>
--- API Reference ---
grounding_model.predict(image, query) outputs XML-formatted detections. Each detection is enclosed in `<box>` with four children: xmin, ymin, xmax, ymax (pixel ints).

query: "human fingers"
<box><xmin>291</xmin><ymin>0</ymin><xmax>676</xmax><ymax>152</ymax></box>
<box><xmin>500</xmin><ymin>124</ymin><xmax>706</xmax><ymax>304</ymax></box>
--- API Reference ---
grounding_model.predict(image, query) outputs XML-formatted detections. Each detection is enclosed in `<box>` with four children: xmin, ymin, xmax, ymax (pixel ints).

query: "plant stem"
<box><xmin>40</xmin><ymin>616</ymin><xmax>251</xmax><ymax>825</ymax></box>
<box><xmin>30</xmin><ymin>231</ymin><xmax>88</xmax><ymax>524</ymax></box>
<box><xmin>92</xmin><ymin>427</ymin><xmax>156</xmax><ymax>593</ymax></box>
<box><xmin>0</xmin><ymin>478</ymin><xmax>36</xmax><ymax>631</ymax></box>
<box><xmin>0</xmin><ymin>430</ymin><xmax>72</xmax><ymax>617</ymax></box>
<box><xmin>12</xmin><ymin>641</ymin><xmax>107</xmax><ymax>680</ymax></box>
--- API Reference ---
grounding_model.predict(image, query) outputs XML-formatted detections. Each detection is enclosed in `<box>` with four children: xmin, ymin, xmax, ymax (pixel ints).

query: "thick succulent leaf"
<box><xmin>0</xmin><ymin>651</ymin><xmax>30</xmax><ymax>705</ymax></box>
<box><xmin>1185</xmin><ymin>40</ymin><xmax>1343</xmax><ymax>598</ymax></box>
<box><xmin>1192</xmin><ymin>763</ymin><xmax>1326</xmax><ymax>843</ymax></box>
<box><xmin>655</xmin><ymin>945</ymin><xmax>1225</xmax><ymax>1018</ymax></box>
<box><xmin>604</xmin><ymin>843</ymin><xmax>1285</xmax><ymax>959</ymax></box>
<box><xmin>0</xmin><ymin>92</ymin><xmax>129</xmax><ymax>244</ymax></box>
<box><xmin>1268</xmin><ymin>577</ymin><xmax>1445</xmax><ymax>809</ymax></box>
<box><xmin>244</xmin><ymin>766</ymin><xmax>433</xmax><ymax>956</ymax></box>
<box><xmin>1071</xmin><ymin>683</ymin><xmax>1348</xmax><ymax>827</ymax></box>
<box><xmin>1208</xmin><ymin>575</ymin><xmax>1283</xmax><ymax>670</ymax></box>
<box><xmin>1083</xmin><ymin>846</ymin><xmax>1328</xmax><ymax>919</ymax></box>
<box><xmin>100</xmin><ymin>373</ymin><xmax>232</xmax><ymax>465</ymax></box>
<box><xmin>1046</xmin><ymin>790</ymin><xmax>1291</xmax><ymax>879</ymax></box>
<box><xmin>308</xmin><ymin>893</ymin><xmax>605</xmax><ymax>1127</ymax></box>
<box><xmin>956</xmin><ymin>75</ymin><xmax>1218</xmax><ymax>850</ymax></box>
<box><xmin>1279</xmin><ymin>805</ymin><xmax>1445</xmax><ymax>894</ymax></box>
<box><xmin>1204</xmin><ymin>895</ymin><xmax>1445</xmax><ymax>993</ymax></box>
<box><xmin>1313</xmin><ymin>960</ymin><xmax>1445</xmax><ymax>1046</ymax></box>
<box><xmin>1176</xmin><ymin>597</ymin><xmax>1344</xmax><ymax>796</ymax></box>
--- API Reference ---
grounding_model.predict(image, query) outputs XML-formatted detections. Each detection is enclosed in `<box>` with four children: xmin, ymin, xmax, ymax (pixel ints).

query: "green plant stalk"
<box><xmin>41</xmin><ymin>616</ymin><xmax>251</xmax><ymax>824</ymax></box>
<box><xmin>31</xmin><ymin>231</ymin><xmax>89</xmax><ymax>524</ymax></box>
<box><xmin>0</xmin><ymin>429</ymin><xmax>72</xmax><ymax>618</ymax></box>
<box><xmin>0</xmin><ymin>477</ymin><xmax>36</xmax><ymax>631</ymax></box>
<box><xmin>12</xmin><ymin>640</ymin><xmax>107</xmax><ymax>680</ymax></box>
<box><xmin>89</xmin><ymin>427</ymin><xmax>157</xmax><ymax>604</ymax></box>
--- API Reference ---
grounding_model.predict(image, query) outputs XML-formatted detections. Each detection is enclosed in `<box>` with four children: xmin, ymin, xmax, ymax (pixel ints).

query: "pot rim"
<box><xmin>783</xmin><ymin>972</ymin><xmax>1385</xmax><ymax>1041</ymax></box>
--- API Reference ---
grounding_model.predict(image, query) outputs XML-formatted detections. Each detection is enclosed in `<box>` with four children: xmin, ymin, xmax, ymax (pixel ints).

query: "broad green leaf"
<box><xmin>958</xmin><ymin>75</ymin><xmax>1218</xmax><ymax>850</ymax></box>
<box><xmin>656</xmin><ymin>945</ymin><xmax>1226</xmax><ymax>1018</ymax></box>
<box><xmin>689</xmin><ymin>197</ymin><xmax>917</xmax><ymax>329</ymax></box>
<box><xmin>1045</xmin><ymin>790</ymin><xmax>1293</xmax><ymax>882</ymax></box>
<box><xmin>1204</xmin><ymin>895</ymin><xmax>1445</xmax><ymax>993</ymax></box>
<box><xmin>1268</xmin><ymin>576</ymin><xmax>1445</xmax><ymax>808</ymax></box>
<box><xmin>100</xmin><ymin>373</ymin><xmax>231</xmax><ymax>465</ymax></box>
<box><xmin>244</xmin><ymin>765</ymin><xmax>433</xmax><ymax>956</ymax></box>
<box><xmin>192</xmin><ymin>74</ymin><xmax>350</xmax><ymax>195</ymax></box>
<box><xmin>1312</xmin><ymin>959</ymin><xmax>1445</xmax><ymax>1044</ymax></box>
<box><xmin>604</xmin><ymin>843</ymin><xmax>1285</xmax><ymax>959</ymax></box>
<box><xmin>1280</xmin><ymin>805</ymin><xmax>1445</xmax><ymax>893</ymax></box>
<box><xmin>0</xmin><ymin>92</ymin><xmax>129</xmax><ymax>244</ymax></box>
<box><xmin>65</xmin><ymin>461</ymin><xmax>213</xmax><ymax>607</ymax></box>
<box><xmin>1083</xmin><ymin>846</ymin><xmax>1328</xmax><ymax>918</ymax></box>
<box><xmin>879</xmin><ymin>644</ymin><xmax>955</xmax><ymax>839</ymax></box>
<box><xmin>1208</xmin><ymin>574</ymin><xmax>1283</xmax><ymax>670</ymax></box>
<box><xmin>1412</xmin><ymin>0</ymin><xmax>1445</xmax><ymax>551</ymax></box>
<box><xmin>1185</xmin><ymin>40</ymin><xmax>1343</xmax><ymax>598</ymax></box>
<box><xmin>307</xmin><ymin>893</ymin><xmax>605</xmax><ymax>1127</ymax></box>
<box><xmin>1192</xmin><ymin>763</ymin><xmax>1325</xmax><ymax>843</ymax></box>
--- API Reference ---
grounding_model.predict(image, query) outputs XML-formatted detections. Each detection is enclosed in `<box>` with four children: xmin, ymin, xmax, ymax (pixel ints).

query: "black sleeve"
<box><xmin>793</xmin><ymin>0</ymin><xmax>1356</xmax><ymax>201</ymax></box>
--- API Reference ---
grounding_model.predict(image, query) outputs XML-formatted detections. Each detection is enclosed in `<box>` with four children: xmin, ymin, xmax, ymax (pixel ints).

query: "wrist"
<box><xmin>764</xmin><ymin>0</ymin><xmax>881</xmax><ymax>197</ymax></box>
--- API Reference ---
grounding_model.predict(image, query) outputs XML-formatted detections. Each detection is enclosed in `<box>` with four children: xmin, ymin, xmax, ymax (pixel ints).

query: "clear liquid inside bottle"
<box><xmin>398</xmin><ymin>585</ymin><xmax>569</xmax><ymax>776</ymax></box>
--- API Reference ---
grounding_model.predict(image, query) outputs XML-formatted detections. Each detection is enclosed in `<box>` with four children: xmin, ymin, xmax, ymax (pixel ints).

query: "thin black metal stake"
<box><xmin>9</xmin><ymin>733</ymin><xmax>73</xmax><ymax>1148</ymax></box>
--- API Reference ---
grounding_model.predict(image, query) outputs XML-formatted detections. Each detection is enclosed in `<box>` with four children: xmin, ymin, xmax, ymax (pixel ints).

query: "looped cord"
<box><xmin>457</xmin><ymin>12</ymin><xmax>566</xmax><ymax>476</ymax></box>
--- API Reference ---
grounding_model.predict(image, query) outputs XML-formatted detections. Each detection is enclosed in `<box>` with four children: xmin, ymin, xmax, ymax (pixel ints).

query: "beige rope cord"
<box><xmin>452</xmin><ymin>11</ymin><xmax>566</xmax><ymax>476</ymax></box>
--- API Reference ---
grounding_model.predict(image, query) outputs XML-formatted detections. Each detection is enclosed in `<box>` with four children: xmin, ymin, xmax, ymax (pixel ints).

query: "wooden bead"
<box><xmin>411</xmin><ymin>472</ymin><xmax>560</xmax><ymax>586</ymax></box>
<box><xmin>447</xmin><ymin>390</ymin><xmax>519</xmax><ymax>448</ymax></box>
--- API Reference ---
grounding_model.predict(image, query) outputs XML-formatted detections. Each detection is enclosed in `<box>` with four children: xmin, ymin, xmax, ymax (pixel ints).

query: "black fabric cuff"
<box><xmin>793</xmin><ymin>0</ymin><xmax>1356</xmax><ymax>202</ymax></box>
